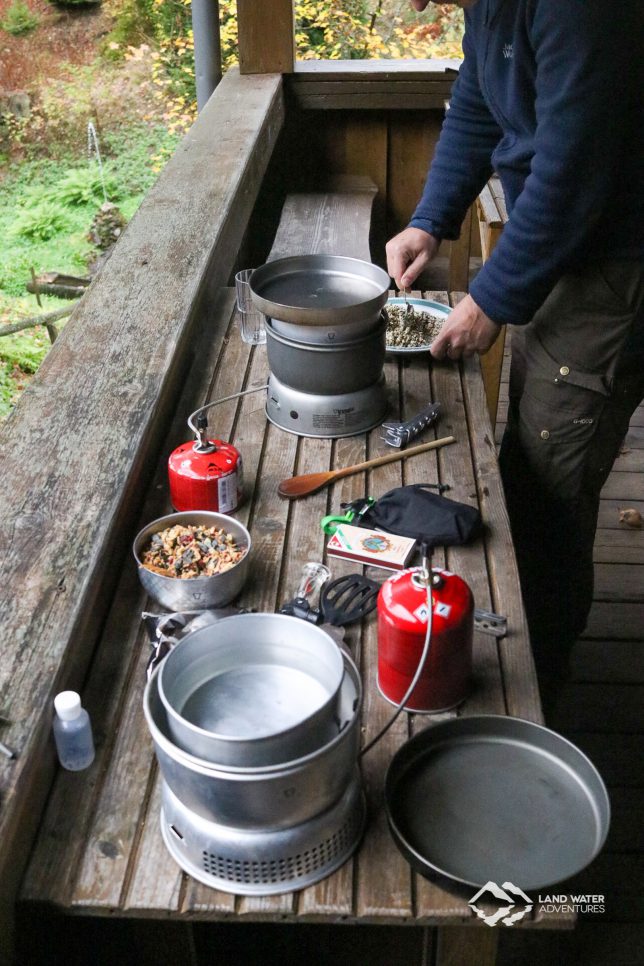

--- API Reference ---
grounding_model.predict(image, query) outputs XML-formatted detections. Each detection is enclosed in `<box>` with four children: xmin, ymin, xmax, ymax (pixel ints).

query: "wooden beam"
<box><xmin>238</xmin><ymin>0</ymin><xmax>294</xmax><ymax>74</ymax></box>
<box><xmin>0</xmin><ymin>68</ymin><xmax>284</xmax><ymax>963</ymax></box>
<box><xmin>290</xmin><ymin>80</ymin><xmax>454</xmax><ymax>111</ymax></box>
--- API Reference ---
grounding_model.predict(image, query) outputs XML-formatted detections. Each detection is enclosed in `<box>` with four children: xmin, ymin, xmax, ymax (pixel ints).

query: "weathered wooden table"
<box><xmin>18</xmin><ymin>185</ymin><xmax>569</xmax><ymax>966</ymax></box>
<box><xmin>19</xmin><ymin>288</ymin><xmax>567</xmax><ymax>962</ymax></box>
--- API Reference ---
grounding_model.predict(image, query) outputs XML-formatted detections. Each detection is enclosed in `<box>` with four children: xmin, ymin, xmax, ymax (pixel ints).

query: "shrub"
<box><xmin>46</xmin><ymin>167</ymin><xmax>119</xmax><ymax>206</ymax></box>
<box><xmin>10</xmin><ymin>202</ymin><xmax>72</xmax><ymax>241</ymax></box>
<box><xmin>1</xmin><ymin>0</ymin><xmax>39</xmax><ymax>35</ymax></box>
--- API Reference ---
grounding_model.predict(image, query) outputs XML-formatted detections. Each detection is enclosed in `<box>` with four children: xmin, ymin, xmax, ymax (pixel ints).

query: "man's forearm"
<box><xmin>411</xmin><ymin>22</ymin><xmax>501</xmax><ymax>241</ymax></box>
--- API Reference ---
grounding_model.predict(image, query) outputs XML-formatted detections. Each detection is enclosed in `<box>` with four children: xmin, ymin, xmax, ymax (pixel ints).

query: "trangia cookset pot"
<box><xmin>143</xmin><ymin>615</ymin><xmax>366</xmax><ymax>894</ymax></box>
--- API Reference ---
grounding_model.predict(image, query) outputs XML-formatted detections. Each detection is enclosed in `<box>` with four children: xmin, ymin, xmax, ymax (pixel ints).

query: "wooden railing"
<box><xmin>0</xmin><ymin>69</ymin><xmax>284</xmax><ymax>962</ymax></box>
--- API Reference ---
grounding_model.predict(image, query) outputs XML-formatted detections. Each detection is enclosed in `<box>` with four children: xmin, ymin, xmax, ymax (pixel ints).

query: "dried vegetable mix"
<box><xmin>386</xmin><ymin>304</ymin><xmax>444</xmax><ymax>348</ymax></box>
<box><xmin>141</xmin><ymin>524</ymin><xmax>246</xmax><ymax>578</ymax></box>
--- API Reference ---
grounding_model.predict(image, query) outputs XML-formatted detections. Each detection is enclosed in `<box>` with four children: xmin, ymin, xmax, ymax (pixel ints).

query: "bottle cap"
<box><xmin>54</xmin><ymin>691</ymin><xmax>82</xmax><ymax>721</ymax></box>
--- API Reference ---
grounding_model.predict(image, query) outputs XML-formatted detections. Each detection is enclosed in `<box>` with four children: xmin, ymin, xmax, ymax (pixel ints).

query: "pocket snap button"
<box><xmin>540</xmin><ymin>430</ymin><xmax>550</xmax><ymax>440</ymax></box>
<box><xmin>559</xmin><ymin>366</ymin><xmax>570</xmax><ymax>376</ymax></box>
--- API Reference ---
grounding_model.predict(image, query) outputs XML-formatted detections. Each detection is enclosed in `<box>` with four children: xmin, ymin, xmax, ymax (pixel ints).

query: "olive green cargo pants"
<box><xmin>499</xmin><ymin>259</ymin><xmax>644</xmax><ymax>697</ymax></box>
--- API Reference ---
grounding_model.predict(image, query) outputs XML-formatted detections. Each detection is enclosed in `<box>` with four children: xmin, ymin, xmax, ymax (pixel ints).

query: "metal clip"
<box><xmin>382</xmin><ymin>402</ymin><xmax>442</xmax><ymax>448</ymax></box>
<box><xmin>474</xmin><ymin>609</ymin><xmax>507</xmax><ymax>638</ymax></box>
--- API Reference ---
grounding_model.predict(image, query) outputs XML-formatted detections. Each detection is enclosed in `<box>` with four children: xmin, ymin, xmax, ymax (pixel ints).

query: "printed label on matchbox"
<box><xmin>326</xmin><ymin>524</ymin><xmax>416</xmax><ymax>571</ymax></box>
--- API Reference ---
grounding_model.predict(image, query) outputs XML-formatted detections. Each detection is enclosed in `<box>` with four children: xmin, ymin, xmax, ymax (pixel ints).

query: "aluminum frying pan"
<box><xmin>385</xmin><ymin>715</ymin><xmax>610</xmax><ymax>892</ymax></box>
<box><xmin>249</xmin><ymin>254</ymin><xmax>390</xmax><ymax>326</ymax></box>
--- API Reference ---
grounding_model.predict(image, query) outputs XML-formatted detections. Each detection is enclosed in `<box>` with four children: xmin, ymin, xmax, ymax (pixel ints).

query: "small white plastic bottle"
<box><xmin>53</xmin><ymin>691</ymin><xmax>95</xmax><ymax>771</ymax></box>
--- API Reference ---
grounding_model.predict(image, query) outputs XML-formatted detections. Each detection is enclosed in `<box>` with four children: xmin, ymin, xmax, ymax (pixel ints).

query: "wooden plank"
<box><xmin>594</xmin><ymin>564</ymin><xmax>644</xmax><ymax>602</ymax></box>
<box><xmin>611</xmin><ymin>448</ymin><xmax>644</xmax><ymax>473</ymax></box>
<box><xmin>387</xmin><ymin>115</ymin><xmax>442</xmax><ymax>243</ymax></box>
<box><xmin>552</xmin><ymin>684</ymin><xmax>644</xmax><ymax>734</ymax></box>
<box><xmin>0</xmin><ymin>71</ymin><xmax>284</xmax><ymax>949</ymax></box>
<box><xmin>448</xmin><ymin>205</ymin><xmax>474</xmax><ymax>294</ymax></box>
<box><xmin>423</xmin><ymin>292</ymin><xmax>507</xmax><ymax>719</ymax></box>
<box><xmin>293</xmin><ymin>60</ymin><xmax>461</xmax><ymax>78</ymax></box>
<box><xmin>238</xmin><ymin>0</ymin><xmax>294</xmax><ymax>73</ymax></box>
<box><xmin>570</xmin><ymin>733</ymin><xmax>644</xmax><ymax>787</ymax></box>
<box><xmin>570</xmin><ymin>639</ymin><xmax>644</xmax><ymax>683</ymax></box>
<box><xmin>436</xmin><ymin>926</ymin><xmax>498</xmax><ymax>966</ymax></box>
<box><xmin>293</xmin><ymin>92</ymin><xmax>454</xmax><ymax>111</ymax></box>
<box><xmin>73</xmin><ymin>359</ymin><xmax>266</xmax><ymax>913</ymax></box>
<box><xmin>624</xmin><ymin>423</ymin><xmax>644</xmax><ymax>446</ymax></box>
<box><xmin>455</xmin><ymin>299</ymin><xmax>541</xmax><ymax>724</ymax></box>
<box><xmin>597</xmin><ymin>500</ymin><xmax>644</xmax><ymax>530</ymax></box>
<box><xmin>559</xmin><ymin>854</ymin><xmax>644</xmax><ymax>922</ymax></box>
<box><xmin>292</xmin><ymin>81</ymin><xmax>459</xmax><ymax>96</ymax></box>
<box><xmin>354</xmin><ymin>353</ymin><xmax>415</xmax><ymax>921</ymax></box>
<box><xmin>19</xmin><ymin>291</ymin><xmax>244</xmax><ymax>917</ymax></box>
<box><xmin>594</xmin><ymin>545</ymin><xmax>644</xmax><ymax>566</ymax></box>
<box><xmin>476</xmin><ymin>180</ymin><xmax>507</xmax><ymax>427</ymax></box>
<box><xmin>390</xmin><ymin>311</ymin><xmax>479</xmax><ymax>921</ymax></box>
<box><xmin>477</xmin><ymin>184</ymin><xmax>502</xmax><ymax>228</ymax></box>
<box><xmin>122</xmin><ymin>775</ymin><xmax>187</xmax><ymax>914</ymax></box>
<box><xmin>600</xmin><ymin>472</ymin><xmax>644</xmax><ymax>502</ymax></box>
<box><xmin>266</xmin><ymin>178</ymin><xmax>377</xmax><ymax>263</ymax></box>
<box><xmin>584</xmin><ymin>601</ymin><xmax>644</xmax><ymax>640</ymax></box>
<box><xmin>595</xmin><ymin>527</ymin><xmax>644</xmax><ymax>550</ymax></box>
<box><xmin>604</xmin><ymin>787</ymin><xmax>644</xmax><ymax>851</ymax></box>
<box><xmin>489</xmin><ymin>176</ymin><xmax>507</xmax><ymax>221</ymax></box>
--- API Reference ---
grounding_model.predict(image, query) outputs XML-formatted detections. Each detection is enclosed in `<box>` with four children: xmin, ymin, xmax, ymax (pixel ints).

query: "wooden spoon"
<box><xmin>278</xmin><ymin>436</ymin><xmax>456</xmax><ymax>499</ymax></box>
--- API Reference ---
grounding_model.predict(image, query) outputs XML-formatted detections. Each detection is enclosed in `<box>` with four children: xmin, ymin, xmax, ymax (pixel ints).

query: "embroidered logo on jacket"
<box><xmin>502</xmin><ymin>43</ymin><xmax>514</xmax><ymax>59</ymax></box>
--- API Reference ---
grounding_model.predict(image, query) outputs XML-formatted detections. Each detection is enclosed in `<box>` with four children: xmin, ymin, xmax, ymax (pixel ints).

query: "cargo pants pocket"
<box><xmin>518</xmin><ymin>333</ymin><xmax>611</xmax><ymax>504</ymax></box>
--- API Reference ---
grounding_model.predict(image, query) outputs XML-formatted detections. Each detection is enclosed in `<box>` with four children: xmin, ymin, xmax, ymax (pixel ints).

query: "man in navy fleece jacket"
<box><xmin>387</xmin><ymin>0</ymin><xmax>643</xmax><ymax>712</ymax></box>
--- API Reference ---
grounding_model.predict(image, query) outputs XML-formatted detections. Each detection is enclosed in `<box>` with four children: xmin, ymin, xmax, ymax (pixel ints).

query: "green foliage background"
<box><xmin>0</xmin><ymin>1</ymin><xmax>462</xmax><ymax>418</ymax></box>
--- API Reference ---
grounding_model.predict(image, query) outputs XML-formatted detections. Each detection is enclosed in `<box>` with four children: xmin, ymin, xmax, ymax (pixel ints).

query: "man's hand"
<box><xmin>386</xmin><ymin>227</ymin><xmax>440</xmax><ymax>290</ymax></box>
<box><xmin>431</xmin><ymin>294</ymin><xmax>502</xmax><ymax>360</ymax></box>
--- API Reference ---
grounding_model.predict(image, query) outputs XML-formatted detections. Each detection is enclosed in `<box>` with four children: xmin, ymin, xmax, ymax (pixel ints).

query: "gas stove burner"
<box><xmin>160</xmin><ymin>773</ymin><xmax>366</xmax><ymax>896</ymax></box>
<box><xmin>266</xmin><ymin>372</ymin><xmax>387</xmax><ymax>439</ymax></box>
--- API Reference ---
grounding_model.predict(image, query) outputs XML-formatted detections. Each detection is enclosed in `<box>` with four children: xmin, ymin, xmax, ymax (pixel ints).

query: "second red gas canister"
<box><xmin>377</xmin><ymin>567</ymin><xmax>473</xmax><ymax>713</ymax></box>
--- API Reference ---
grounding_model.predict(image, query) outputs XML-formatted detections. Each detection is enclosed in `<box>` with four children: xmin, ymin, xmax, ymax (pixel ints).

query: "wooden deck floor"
<box><xmin>494</xmin><ymin>337</ymin><xmax>644</xmax><ymax>966</ymax></box>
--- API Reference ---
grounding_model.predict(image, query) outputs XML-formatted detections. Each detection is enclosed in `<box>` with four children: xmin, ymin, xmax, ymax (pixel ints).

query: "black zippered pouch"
<box><xmin>358</xmin><ymin>484</ymin><xmax>482</xmax><ymax>548</ymax></box>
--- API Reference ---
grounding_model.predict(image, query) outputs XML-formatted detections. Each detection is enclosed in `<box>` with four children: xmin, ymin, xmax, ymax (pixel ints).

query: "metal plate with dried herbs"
<box><xmin>385</xmin><ymin>298</ymin><xmax>449</xmax><ymax>355</ymax></box>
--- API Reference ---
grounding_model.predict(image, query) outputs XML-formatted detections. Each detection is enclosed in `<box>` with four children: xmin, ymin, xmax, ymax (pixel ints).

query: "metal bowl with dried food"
<box><xmin>133</xmin><ymin>511</ymin><xmax>251</xmax><ymax>610</ymax></box>
<box><xmin>385</xmin><ymin>298</ymin><xmax>449</xmax><ymax>355</ymax></box>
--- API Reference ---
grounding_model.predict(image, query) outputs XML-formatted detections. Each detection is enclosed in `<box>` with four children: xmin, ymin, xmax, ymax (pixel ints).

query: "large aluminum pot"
<box><xmin>265</xmin><ymin>315</ymin><xmax>386</xmax><ymax>395</ymax></box>
<box><xmin>249</xmin><ymin>254</ymin><xmax>390</xmax><ymax>327</ymax></box>
<box><xmin>144</xmin><ymin>650</ymin><xmax>362</xmax><ymax>829</ymax></box>
<box><xmin>158</xmin><ymin>614</ymin><xmax>345</xmax><ymax>767</ymax></box>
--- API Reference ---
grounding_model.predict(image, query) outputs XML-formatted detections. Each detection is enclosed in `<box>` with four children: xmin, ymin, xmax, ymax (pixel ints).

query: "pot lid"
<box><xmin>250</xmin><ymin>254</ymin><xmax>391</xmax><ymax>326</ymax></box>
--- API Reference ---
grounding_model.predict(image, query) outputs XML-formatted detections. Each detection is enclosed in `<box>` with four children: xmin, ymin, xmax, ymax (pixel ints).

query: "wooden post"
<box><xmin>476</xmin><ymin>177</ymin><xmax>507</xmax><ymax>430</ymax></box>
<box><xmin>237</xmin><ymin>0</ymin><xmax>295</xmax><ymax>74</ymax></box>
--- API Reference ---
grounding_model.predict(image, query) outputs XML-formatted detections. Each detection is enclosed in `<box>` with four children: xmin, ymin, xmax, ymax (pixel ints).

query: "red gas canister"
<box><xmin>377</xmin><ymin>567</ymin><xmax>473</xmax><ymax>713</ymax></box>
<box><xmin>168</xmin><ymin>437</ymin><xmax>243</xmax><ymax>513</ymax></box>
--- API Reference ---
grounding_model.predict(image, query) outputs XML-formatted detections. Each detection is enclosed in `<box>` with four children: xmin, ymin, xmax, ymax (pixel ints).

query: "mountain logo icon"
<box><xmin>469</xmin><ymin>881</ymin><xmax>533</xmax><ymax>927</ymax></box>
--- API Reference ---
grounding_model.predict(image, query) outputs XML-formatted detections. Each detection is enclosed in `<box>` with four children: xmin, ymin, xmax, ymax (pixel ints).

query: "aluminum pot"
<box><xmin>133</xmin><ymin>511</ymin><xmax>251</xmax><ymax>611</ymax></box>
<box><xmin>144</xmin><ymin>650</ymin><xmax>362</xmax><ymax>829</ymax></box>
<box><xmin>265</xmin><ymin>315</ymin><xmax>386</xmax><ymax>395</ymax></box>
<box><xmin>158</xmin><ymin>614</ymin><xmax>345</xmax><ymax>767</ymax></box>
<box><xmin>269</xmin><ymin>311</ymin><xmax>382</xmax><ymax>345</ymax></box>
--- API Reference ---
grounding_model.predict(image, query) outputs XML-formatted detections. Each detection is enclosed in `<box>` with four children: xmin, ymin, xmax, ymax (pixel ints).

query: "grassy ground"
<box><xmin>0</xmin><ymin>123</ymin><xmax>178</xmax><ymax>416</ymax></box>
<box><xmin>0</xmin><ymin>0</ymin><xmax>184</xmax><ymax>419</ymax></box>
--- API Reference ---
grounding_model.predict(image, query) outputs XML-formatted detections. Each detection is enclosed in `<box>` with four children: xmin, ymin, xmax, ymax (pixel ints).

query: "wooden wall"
<box><xmin>245</xmin><ymin>99</ymin><xmax>480</xmax><ymax>284</ymax></box>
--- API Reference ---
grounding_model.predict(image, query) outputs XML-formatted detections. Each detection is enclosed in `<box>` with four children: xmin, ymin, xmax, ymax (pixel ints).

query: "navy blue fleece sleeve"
<box><xmin>471</xmin><ymin>2</ymin><xmax>625</xmax><ymax>325</ymax></box>
<box><xmin>410</xmin><ymin>23</ymin><xmax>502</xmax><ymax>241</ymax></box>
